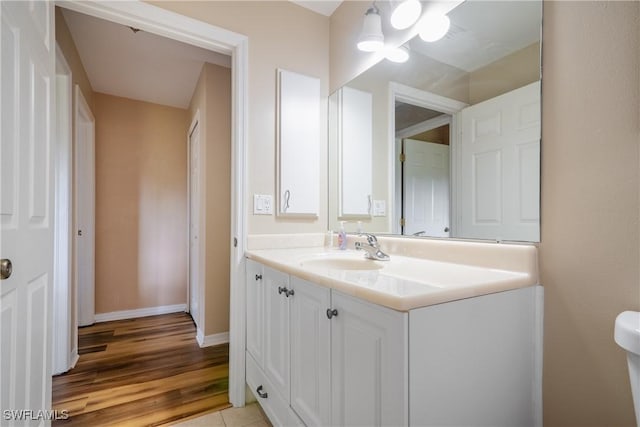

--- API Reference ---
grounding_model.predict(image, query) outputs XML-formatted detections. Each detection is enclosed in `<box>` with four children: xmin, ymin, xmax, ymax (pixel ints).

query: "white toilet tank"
<box><xmin>615</xmin><ymin>311</ymin><xmax>640</xmax><ymax>426</ymax></box>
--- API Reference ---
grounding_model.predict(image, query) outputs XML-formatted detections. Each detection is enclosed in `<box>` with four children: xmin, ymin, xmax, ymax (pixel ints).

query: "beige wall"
<box><xmin>93</xmin><ymin>93</ymin><xmax>189</xmax><ymax>314</ymax></box>
<box><xmin>469</xmin><ymin>42</ymin><xmax>540</xmax><ymax>105</ymax></box>
<box><xmin>540</xmin><ymin>2</ymin><xmax>639</xmax><ymax>426</ymax></box>
<box><xmin>151</xmin><ymin>1</ymin><xmax>330</xmax><ymax>235</ymax></box>
<box><xmin>188</xmin><ymin>63</ymin><xmax>232</xmax><ymax>336</ymax></box>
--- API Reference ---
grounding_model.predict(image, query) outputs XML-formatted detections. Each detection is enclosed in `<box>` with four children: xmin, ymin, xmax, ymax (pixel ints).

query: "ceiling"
<box><xmin>291</xmin><ymin>0</ymin><xmax>343</xmax><ymax>16</ymax></box>
<box><xmin>409</xmin><ymin>1</ymin><xmax>541</xmax><ymax>72</ymax></box>
<box><xmin>62</xmin><ymin>9</ymin><xmax>231</xmax><ymax>109</ymax></box>
<box><xmin>395</xmin><ymin>102</ymin><xmax>443</xmax><ymax>132</ymax></box>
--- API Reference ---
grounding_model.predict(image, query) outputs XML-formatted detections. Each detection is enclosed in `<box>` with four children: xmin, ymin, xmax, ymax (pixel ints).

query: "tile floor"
<box><xmin>171</xmin><ymin>403</ymin><xmax>271</xmax><ymax>427</ymax></box>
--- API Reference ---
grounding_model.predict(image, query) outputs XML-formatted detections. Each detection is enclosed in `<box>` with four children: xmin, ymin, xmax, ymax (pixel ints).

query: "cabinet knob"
<box><xmin>256</xmin><ymin>385</ymin><xmax>268</xmax><ymax>399</ymax></box>
<box><xmin>278</xmin><ymin>286</ymin><xmax>287</xmax><ymax>295</ymax></box>
<box><xmin>286</xmin><ymin>289</ymin><xmax>295</xmax><ymax>297</ymax></box>
<box><xmin>326</xmin><ymin>308</ymin><xmax>338</xmax><ymax>319</ymax></box>
<box><xmin>255</xmin><ymin>274</ymin><xmax>262</xmax><ymax>281</ymax></box>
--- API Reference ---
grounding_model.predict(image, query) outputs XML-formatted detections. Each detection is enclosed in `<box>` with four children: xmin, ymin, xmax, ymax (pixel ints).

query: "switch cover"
<box><xmin>253</xmin><ymin>194</ymin><xmax>273</xmax><ymax>215</ymax></box>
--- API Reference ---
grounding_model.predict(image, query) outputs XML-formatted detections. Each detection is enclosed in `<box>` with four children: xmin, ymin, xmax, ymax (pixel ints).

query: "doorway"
<box><xmin>53</xmin><ymin>1</ymin><xmax>248</xmax><ymax>406</ymax></box>
<box><xmin>389</xmin><ymin>83</ymin><xmax>466</xmax><ymax>237</ymax></box>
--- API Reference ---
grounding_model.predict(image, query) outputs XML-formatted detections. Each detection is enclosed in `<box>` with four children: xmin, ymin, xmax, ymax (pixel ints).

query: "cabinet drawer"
<box><xmin>246</xmin><ymin>352</ymin><xmax>292</xmax><ymax>426</ymax></box>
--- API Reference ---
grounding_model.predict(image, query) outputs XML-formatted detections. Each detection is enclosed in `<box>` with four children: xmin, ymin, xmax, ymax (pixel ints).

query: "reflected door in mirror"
<box><xmin>458</xmin><ymin>81</ymin><xmax>540</xmax><ymax>241</ymax></box>
<box><xmin>403</xmin><ymin>140</ymin><xmax>450</xmax><ymax>237</ymax></box>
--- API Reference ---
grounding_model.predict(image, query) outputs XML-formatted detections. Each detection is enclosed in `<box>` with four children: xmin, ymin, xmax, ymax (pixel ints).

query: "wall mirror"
<box><xmin>328</xmin><ymin>0</ymin><xmax>542</xmax><ymax>242</ymax></box>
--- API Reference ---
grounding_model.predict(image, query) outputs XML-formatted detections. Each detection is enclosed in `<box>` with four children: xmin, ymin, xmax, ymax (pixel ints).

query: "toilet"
<box><xmin>615</xmin><ymin>311</ymin><xmax>640</xmax><ymax>426</ymax></box>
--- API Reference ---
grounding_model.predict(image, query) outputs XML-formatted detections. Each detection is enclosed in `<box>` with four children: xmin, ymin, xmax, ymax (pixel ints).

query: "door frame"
<box><xmin>387</xmin><ymin>82</ymin><xmax>467</xmax><ymax>237</ymax></box>
<box><xmin>74</xmin><ymin>84</ymin><xmax>95</xmax><ymax>328</ymax></box>
<box><xmin>53</xmin><ymin>44</ymin><xmax>74</xmax><ymax>374</ymax></box>
<box><xmin>54</xmin><ymin>0</ymin><xmax>249</xmax><ymax>406</ymax></box>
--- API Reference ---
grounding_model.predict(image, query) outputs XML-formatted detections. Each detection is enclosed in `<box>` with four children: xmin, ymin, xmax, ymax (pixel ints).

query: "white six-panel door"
<box><xmin>188</xmin><ymin>120</ymin><xmax>201</xmax><ymax>329</ymax></box>
<box><xmin>1</xmin><ymin>0</ymin><xmax>55</xmax><ymax>422</ymax></box>
<box><xmin>458</xmin><ymin>81</ymin><xmax>540</xmax><ymax>241</ymax></box>
<box><xmin>75</xmin><ymin>86</ymin><xmax>95</xmax><ymax>327</ymax></box>
<box><xmin>403</xmin><ymin>139</ymin><xmax>450</xmax><ymax>237</ymax></box>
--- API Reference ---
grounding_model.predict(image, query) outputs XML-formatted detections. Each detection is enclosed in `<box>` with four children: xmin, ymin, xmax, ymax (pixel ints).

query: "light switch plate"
<box><xmin>253</xmin><ymin>194</ymin><xmax>273</xmax><ymax>215</ymax></box>
<box><xmin>373</xmin><ymin>200</ymin><xmax>386</xmax><ymax>217</ymax></box>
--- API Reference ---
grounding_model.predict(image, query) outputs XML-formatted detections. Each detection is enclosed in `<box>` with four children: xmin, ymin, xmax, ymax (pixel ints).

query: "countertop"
<box><xmin>245</xmin><ymin>246</ymin><xmax>538</xmax><ymax>311</ymax></box>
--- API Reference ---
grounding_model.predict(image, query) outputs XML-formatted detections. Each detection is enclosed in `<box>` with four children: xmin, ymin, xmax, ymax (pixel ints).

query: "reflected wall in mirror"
<box><xmin>328</xmin><ymin>0</ymin><xmax>542</xmax><ymax>242</ymax></box>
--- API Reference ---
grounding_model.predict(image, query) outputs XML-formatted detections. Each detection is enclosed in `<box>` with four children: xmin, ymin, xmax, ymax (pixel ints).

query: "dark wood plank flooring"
<box><xmin>52</xmin><ymin>312</ymin><xmax>230</xmax><ymax>426</ymax></box>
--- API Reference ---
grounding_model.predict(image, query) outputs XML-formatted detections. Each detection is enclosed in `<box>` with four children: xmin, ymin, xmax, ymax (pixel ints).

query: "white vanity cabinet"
<box><xmin>246</xmin><ymin>260</ymin><xmax>303</xmax><ymax>426</ymax></box>
<box><xmin>245</xmin><ymin>259</ymin><xmax>408</xmax><ymax>427</ymax></box>
<box><xmin>289</xmin><ymin>276</ymin><xmax>332</xmax><ymax>426</ymax></box>
<box><xmin>330</xmin><ymin>292</ymin><xmax>408</xmax><ymax>426</ymax></box>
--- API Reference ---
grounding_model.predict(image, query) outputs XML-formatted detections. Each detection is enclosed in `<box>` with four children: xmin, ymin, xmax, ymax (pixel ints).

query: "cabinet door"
<box><xmin>246</xmin><ymin>259</ymin><xmax>264</xmax><ymax>366</ymax></box>
<box><xmin>331</xmin><ymin>292</ymin><xmax>408</xmax><ymax>427</ymax></box>
<box><xmin>339</xmin><ymin>86</ymin><xmax>373</xmax><ymax>217</ymax></box>
<box><xmin>277</xmin><ymin>69</ymin><xmax>320</xmax><ymax>217</ymax></box>
<box><xmin>290</xmin><ymin>277</ymin><xmax>331</xmax><ymax>426</ymax></box>
<box><xmin>264</xmin><ymin>266</ymin><xmax>291</xmax><ymax>400</ymax></box>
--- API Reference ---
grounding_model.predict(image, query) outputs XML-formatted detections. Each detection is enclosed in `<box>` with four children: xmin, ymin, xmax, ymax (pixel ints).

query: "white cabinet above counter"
<box><xmin>244</xmin><ymin>237</ymin><xmax>542</xmax><ymax>427</ymax></box>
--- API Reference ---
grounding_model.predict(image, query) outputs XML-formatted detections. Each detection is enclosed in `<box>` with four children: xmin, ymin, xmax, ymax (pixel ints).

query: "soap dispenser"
<box><xmin>338</xmin><ymin>221</ymin><xmax>347</xmax><ymax>250</ymax></box>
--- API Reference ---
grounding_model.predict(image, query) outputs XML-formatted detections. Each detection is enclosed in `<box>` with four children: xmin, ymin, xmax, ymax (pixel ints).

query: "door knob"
<box><xmin>1</xmin><ymin>259</ymin><xmax>13</xmax><ymax>280</ymax></box>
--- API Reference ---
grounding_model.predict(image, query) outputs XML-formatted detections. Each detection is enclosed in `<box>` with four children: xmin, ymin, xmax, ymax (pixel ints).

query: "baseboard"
<box><xmin>70</xmin><ymin>351</ymin><xmax>79</xmax><ymax>369</ymax></box>
<box><xmin>94</xmin><ymin>304</ymin><xmax>186</xmax><ymax>323</ymax></box>
<box><xmin>196</xmin><ymin>329</ymin><xmax>230</xmax><ymax>348</ymax></box>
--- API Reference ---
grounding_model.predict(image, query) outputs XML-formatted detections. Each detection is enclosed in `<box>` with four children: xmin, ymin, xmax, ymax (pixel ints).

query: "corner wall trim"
<box><xmin>196</xmin><ymin>330</ymin><xmax>230</xmax><ymax>348</ymax></box>
<box><xmin>94</xmin><ymin>304</ymin><xmax>186</xmax><ymax>323</ymax></box>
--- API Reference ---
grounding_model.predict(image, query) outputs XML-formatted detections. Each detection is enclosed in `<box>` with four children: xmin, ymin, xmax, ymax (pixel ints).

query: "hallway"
<box><xmin>52</xmin><ymin>313</ymin><xmax>230</xmax><ymax>426</ymax></box>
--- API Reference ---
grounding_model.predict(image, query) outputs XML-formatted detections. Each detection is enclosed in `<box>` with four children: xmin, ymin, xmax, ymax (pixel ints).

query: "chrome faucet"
<box><xmin>355</xmin><ymin>234</ymin><xmax>390</xmax><ymax>261</ymax></box>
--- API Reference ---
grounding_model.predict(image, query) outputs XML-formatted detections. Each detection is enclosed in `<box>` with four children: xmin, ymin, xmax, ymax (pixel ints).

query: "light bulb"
<box><xmin>418</xmin><ymin>13</ymin><xmax>450</xmax><ymax>42</ymax></box>
<box><xmin>390</xmin><ymin>0</ymin><xmax>422</xmax><ymax>30</ymax></box>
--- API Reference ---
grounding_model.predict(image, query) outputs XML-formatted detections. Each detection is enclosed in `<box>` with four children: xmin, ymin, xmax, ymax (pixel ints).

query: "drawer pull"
<box><xmin>255</xmin><ymin>274</ymin><xmax>262</xmax><ymax>281</ymax></box>
<box><xmin>256</xmin><ymin>385</ymin><xmax>268</xmax><ymax>399</ymax></box>
<box><xmin>326</xmin><ymin>308</ymin><xmax>338</xmax><ymax>319</ymax></box>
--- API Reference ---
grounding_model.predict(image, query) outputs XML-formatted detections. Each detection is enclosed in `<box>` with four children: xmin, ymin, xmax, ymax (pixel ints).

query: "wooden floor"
<box><xmin>52</xmin><ymin>312</ymin><xmax>231</xmax><ymax>426</ymax></box>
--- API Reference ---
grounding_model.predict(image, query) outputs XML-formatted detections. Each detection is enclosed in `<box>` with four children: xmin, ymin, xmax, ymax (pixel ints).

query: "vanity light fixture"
<box><xmin>417</xmin><ymin>12</ymin><xmax>450</xmax><ymax>42</ymax></box>
<box><xmin>385</xmin><ymin>45</ymin><xmax>410</xmax><ymax>63</ymax></box>
<box><xmin>357</xmin><ymin>4</ymin><xmax>385</xmax><ymax>52</ymax></box>
<box><xmin>390</xmin><ymin>0</ymin><xmax>422</xmax><ymax>30</ymax></box>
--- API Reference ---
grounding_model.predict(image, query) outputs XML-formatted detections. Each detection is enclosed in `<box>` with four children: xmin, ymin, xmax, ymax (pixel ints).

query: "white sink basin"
<box><xmin>300</xmin><ymin>256</ymin><xmax>384</xmax><ymax>271</ymax></box>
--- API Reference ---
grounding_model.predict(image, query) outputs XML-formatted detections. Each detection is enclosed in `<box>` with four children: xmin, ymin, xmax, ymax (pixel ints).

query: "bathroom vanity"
<box><xmin>244</xmin><ymin>237</ymin><xmax>543</xmax><ymax>427</ymax></box>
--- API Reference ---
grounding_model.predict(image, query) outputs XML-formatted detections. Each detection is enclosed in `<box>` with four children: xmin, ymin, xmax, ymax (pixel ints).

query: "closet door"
<box><xmin>277</xmin><ymin>69</ymin><xmax>320</xmax><ymax>217</ymax></box>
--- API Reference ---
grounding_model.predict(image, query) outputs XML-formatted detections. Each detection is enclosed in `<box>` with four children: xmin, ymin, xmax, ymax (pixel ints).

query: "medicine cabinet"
<box><xmin>277</xmin><ymin>69</ymin><xmax>320</xmax><ymax>217</ymax></box>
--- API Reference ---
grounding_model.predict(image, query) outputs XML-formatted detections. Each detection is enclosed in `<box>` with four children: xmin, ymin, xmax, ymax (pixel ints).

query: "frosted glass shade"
<box><xmin>357</xmin><ymin>7</ymin><xmax>385</xmax><ymax>52</ymax></box>
<box><xmin>418</xmin><ymin>13</ymin><xmax>450</xmax><ymax>42</ymax></box>
<box><xmin>390</xmin><ymin>0</ymin><xmax>422</xmax><ymax>30</ymax></box>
